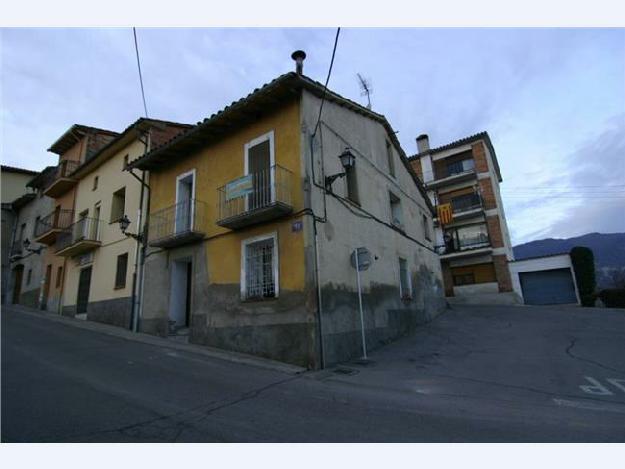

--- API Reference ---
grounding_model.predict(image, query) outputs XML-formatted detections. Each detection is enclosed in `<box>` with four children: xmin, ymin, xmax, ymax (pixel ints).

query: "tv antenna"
<box><xmin>357</xmin><ymin>73</ymin><xmax>372</xmax><ymax>110</ymax></box>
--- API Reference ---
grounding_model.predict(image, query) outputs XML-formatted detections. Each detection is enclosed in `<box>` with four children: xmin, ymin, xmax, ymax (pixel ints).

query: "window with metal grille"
<box><xmin>244</xmin><ymin>237</ymin><xmax>276</xmax><ymax>299</ymax></box>
<box><xmin>399</xmin><ymin>257</ymin><xmax>411</xmax><ymax>299</ymax></box>
<box><xmin>26</xmin><ymin>269</ymin><xmax>32</xmax><ymax>285</ymax></box>
<box><xmin>115</xmin><ymin>253</ymin><xmax>128</xmax><ymax>289</ymax></box>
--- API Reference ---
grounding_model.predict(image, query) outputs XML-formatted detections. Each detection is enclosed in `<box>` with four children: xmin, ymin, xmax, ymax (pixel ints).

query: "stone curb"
<box><xmin>5</xmin><ymin>305</ymin><xmax>306</xmax><ymax>376</ymax></box>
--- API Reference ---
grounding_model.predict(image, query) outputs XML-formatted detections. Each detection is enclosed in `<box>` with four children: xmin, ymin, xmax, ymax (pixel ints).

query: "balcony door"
<box><xmin>175</xmin><ymin>170</ymin><xmax>196</xmax><ymax>234</ymax></box>
<box><xmin>245</xmin><ymin>131</ymin><xmax>275</xmax><ymax>210</ymax></box>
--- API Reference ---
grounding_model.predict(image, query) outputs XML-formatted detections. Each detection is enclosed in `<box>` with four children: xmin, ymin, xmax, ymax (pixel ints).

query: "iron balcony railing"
<box><xmin>55</xmin><ymin>217</ymin><xmax>101</xmax><ymax>252</ymax></box>
<box><xmin>217</xmin><ymin>165</ymin><xmax>292</xmax><ymax>223</ymax></box>
<box><xmin>148</xmin><ymin>198</ymin><xmax>207</xmax><ymax>244</ymax></box>
<box><xmin>35</xmin><ymin>209</ymin><xmax>74</xmax><ymax>238</ymax></box>
<box><xmin>54</xmin><ymin>159</ymin><xmax>80</xmax><ymax>179</ymax></box>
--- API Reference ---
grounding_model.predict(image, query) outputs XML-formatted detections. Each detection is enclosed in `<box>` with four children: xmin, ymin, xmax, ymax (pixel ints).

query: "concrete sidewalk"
<box><xmin>3</xmin><ymin>304</ymin><xmax>305</xmax><ymax>375</ymax></box>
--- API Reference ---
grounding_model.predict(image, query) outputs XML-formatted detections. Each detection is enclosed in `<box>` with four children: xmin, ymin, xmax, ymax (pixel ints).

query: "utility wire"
<box><xmin>133</xmin><ymin>27</ymin><xmax>149</xmax><ymax>118</ymax></box>
<box><xmin>312</xmin><ymin>27</ymin><xmax>341</xmax><ymax>139</ymax></box>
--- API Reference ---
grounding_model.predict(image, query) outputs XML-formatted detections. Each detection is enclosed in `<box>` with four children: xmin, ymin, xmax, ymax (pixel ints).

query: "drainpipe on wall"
<box><xmin>129</xmin><ymin>128</ymin><xmax>151</xmax><ymax>332</ymax></box>
<box><xmin>4</xmin><ymin>204</ymin><xmax>19</xmax><ymax>304</ymax></box>
<box><xmin>312</xmin><ymin>218</ymin><xmax>325</xmax><ymax>369</ymax></box>
<box><xmin>130</xmin><ymin>168</ymin><xmax>147</xmax><ymax>332</ymax></box>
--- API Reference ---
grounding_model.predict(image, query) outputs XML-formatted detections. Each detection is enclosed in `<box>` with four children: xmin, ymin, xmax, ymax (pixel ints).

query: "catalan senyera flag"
<box><xmin>437</xmin><ymin>203</ymin><xmax>453</xmax><ymax>225</ymax></box>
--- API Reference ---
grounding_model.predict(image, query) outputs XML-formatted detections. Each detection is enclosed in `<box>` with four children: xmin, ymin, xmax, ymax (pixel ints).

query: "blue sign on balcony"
<box><xmin>225</xmin><ymin>174</ymin><xmax>253</xmax><ymax>201</ymax></box>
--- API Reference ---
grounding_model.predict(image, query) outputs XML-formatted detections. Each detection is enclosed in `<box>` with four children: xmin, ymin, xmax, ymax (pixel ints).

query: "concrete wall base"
<box><xmin>87</xmin><ymin>297</ymin><xmax>132</xmax><ymax>329</ymax></box>
<box><xmin>62</xmin><ymin>297</ymin><xmax>132</xmax><ymax>328</ymax></box>
<box><xmin>447</xmin><ymin>291</ymin><xmax>521</xmax><ymax>305</ymax></box>
<box><xmin>18</xmin><ymin>288</ymin><xmax>40</xmax><ymax>309</ymax></box>
<box><xmin>189</xmin><ymin>319</ymin><xmax>317</xmax><ymax>369</ymax></box>
<box><xmin>320</xmin><ymin>279</ymin><xmax>446</xmax><ymax>366</ymax></box>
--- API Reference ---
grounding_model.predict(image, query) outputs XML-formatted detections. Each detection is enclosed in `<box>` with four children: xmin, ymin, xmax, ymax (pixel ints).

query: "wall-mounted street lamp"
<box><xmin>325</xmin><ymin>147</ymin><xmax>356</xmax><ymax>192</ymax></box>
<box><xmin>119</xmin><ymin>215</ymin><xmax>144</xmax><ymax>242</ymax></box>
<box><xmin>22</xmin><ymin>238</ymin><xmax>43</xmax><ymax>255</ymax></box>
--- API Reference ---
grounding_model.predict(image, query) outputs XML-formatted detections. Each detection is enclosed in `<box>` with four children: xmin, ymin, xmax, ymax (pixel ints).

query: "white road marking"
<box><xmin>607</xmin><ymin>378</ymin><xmax>625</xmax><ymax>393</ymax></box>
<box><xmin>579</xmin><ymin>376</ymin><xmax>614</xmax><ymax>396</ymax></box>
<box><xmin>553</xmin><ymin>398</ymin><xmax>625</xmax><ymax>414</ymax></box>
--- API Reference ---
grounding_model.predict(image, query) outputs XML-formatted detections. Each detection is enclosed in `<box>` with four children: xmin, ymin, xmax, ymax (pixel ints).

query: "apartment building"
<box><xmin>6</xmin><ymin>167</ymin><xmax>55</xmax><ymax>307</ymax></box>
<box><xmin>54</xmin><ymin>119</ymin><xmax>190</xmax><ymax>326</ymax></box>
<box><xmin>33</xmin><ymin>125</ymin><xmax>119</xmax><ymax>312</ymax></box>
<box><xmin>409</xmin><ymin>132</ymin><xmax>519</xmax><ymax>304</ymax></box>
<box><xmin>129</xmin><ymin>56</ymin><xmax>445</xmax><ymax>368</ymax></box>
<box><xmin>1</xmin><ymin>165</ymin><xmax>39</xmax><ymax>304</ymax></box>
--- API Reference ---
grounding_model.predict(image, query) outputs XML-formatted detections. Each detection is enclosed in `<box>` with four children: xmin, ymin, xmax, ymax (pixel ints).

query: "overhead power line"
<box><xmin>312</xmin><ymin>27</ymin><xmax>341</xmax><ymax>139</ymax></box>
<box><xmin>133</xmin><ymin>27</ymin><xmax>149</xmax><ymax>118</ymax></box>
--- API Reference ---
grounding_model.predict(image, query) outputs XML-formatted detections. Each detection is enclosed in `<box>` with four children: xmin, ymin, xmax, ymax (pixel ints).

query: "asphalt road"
<box><xmin>2</xmin><ymin>303</ymin><xmax>625</xmax><ymax>442</ymax></box>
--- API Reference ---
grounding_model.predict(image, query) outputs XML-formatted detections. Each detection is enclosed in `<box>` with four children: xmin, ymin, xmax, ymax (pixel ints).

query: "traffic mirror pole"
<box><xmin>354</xmin><ymin>247</ymin><xmax>367</xmax><ymax>360</ymax></box>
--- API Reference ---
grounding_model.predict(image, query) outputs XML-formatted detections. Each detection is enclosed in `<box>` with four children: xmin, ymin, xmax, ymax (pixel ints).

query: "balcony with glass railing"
<box><xmin>55</xmin><ymin>217</ymin><xmax>101</xmax><ymax>257</ymax></box>
<box><xmin>44</xmin><ymin>159</ymin><xmax>80</xmax><ymax>198</ymax></box>
<box><xmin>34</xmin><ymin>209</ymin><xmax>74</xmax><ymax>245</ymax></box>
<box><xmin>436</xmin><ymin>224</ymin><xmax>492</xmax><ymax>259</ymax></box>
<box><xmin>148</xmin><ymin>199</ymin><xmax>207</xmax><ymax>248</ymax></box>
<box><xmin>216</xmin><ymin>165</ymin><xmax>293</xmax><ymax>230</ymax></box>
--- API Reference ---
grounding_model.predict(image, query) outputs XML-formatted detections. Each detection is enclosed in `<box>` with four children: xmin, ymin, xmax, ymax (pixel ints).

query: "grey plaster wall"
<box><xmin>300</xmin><ymin>91</ymin><xmax>446</xmax><ymax>365</ymax></box>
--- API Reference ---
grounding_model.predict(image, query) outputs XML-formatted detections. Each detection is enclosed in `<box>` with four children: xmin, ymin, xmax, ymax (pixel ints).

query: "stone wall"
<box><xmin>87</xmin><ymin>296</ymin><xmax>132</xmax><ymax>328</ymax></box>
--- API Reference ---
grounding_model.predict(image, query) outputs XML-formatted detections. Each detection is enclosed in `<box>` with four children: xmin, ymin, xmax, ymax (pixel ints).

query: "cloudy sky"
<box><xmin>1</xmin><ymin>28</ymin><xmax>624</xmax><ymax>245</ymax></box>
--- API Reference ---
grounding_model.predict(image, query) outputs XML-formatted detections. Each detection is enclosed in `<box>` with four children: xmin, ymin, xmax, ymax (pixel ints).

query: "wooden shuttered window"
<box><xmin>115</xmin><ymin>253</ymin><xmax>128</xmax><ymax>289</ymax></box>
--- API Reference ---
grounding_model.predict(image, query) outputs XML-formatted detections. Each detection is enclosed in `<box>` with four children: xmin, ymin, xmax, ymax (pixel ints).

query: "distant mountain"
<box><xmin>513</xmin><ymin>232</ymin><xmax>625</xmax><ymax>288</ymax></box>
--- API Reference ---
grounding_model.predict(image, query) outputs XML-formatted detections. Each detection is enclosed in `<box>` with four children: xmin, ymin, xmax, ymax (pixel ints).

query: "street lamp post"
<box><xmin>325</xmin><ymin>147</ymin><xmax>356</xmax><ymax>192</ymax></box>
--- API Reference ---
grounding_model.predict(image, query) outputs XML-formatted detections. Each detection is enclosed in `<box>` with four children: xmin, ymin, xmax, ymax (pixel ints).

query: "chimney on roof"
<box><xmin>416</xmin><ymin>134</ymin><xmax>430</xmax><ymax>154</ymax></box>
<box><xmin>291</xmin><ymin>50</ymin><xmax>306</xmax><ymax>75</ymax></box>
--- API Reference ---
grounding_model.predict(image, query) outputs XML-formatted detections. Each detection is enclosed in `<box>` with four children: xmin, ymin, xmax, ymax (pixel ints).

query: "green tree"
<box><xmin>570</xmin><ymin>246</ymin><xmax>596</xmax><ymax>307</ymax></box>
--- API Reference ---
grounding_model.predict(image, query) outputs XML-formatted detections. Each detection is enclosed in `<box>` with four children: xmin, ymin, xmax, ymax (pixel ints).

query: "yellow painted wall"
<box><xmin>149</xmin><ymin>100</ymin><xmax>305</xmax><ymax>292</ymax></box>
<box><xmin>63</xmin><ymin>139</ymin><xmax>145</xmax><ymax>306</ymax></box>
